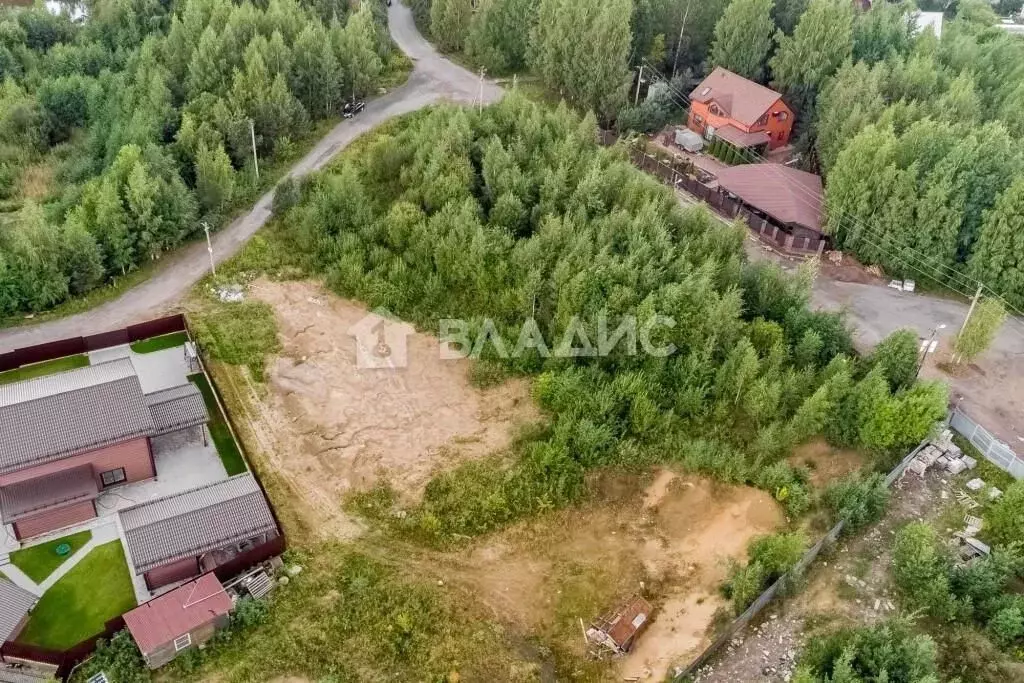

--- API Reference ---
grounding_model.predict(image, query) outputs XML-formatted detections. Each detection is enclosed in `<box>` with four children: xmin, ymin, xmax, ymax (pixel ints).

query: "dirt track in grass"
<box><xmin>241</xmin><ymin>279</ymin><xmax>539</xmax><ymax>540</ymax></box>
<box><xmin>421</xmin><ymin>470</ymin><xmax>786</xmax><ymax>681</ymax></box>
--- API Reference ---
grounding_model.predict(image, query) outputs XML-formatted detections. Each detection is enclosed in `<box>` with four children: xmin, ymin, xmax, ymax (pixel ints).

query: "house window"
<box><xmin>777</xmin><ymin>111</ymin><xmax>788</xmax><ymax>121</ymax></box>
<box><xmin>99</xmin><ymin>468</ymin><xmax>127</xmax><ymax>487</ymax></box>
<box><xmin>173</xmin><ymin>634</ymin><xmax>192</xmax><ymax>652</ymax></box>
<box><xmin>694</xmin><ymin>114</ymin><xmax>704</xmax><ymax>124</ymax></box>
<box><xmin>757</xmin><ymin>114</ymin><xmax>768</xmax><ymax>126</ymax></box>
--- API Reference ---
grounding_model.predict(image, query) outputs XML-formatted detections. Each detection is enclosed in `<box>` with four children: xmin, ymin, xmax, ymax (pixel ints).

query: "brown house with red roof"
<box><xmin>688</xmin><ymin>68</ymin><xmax>795</xmax><ymax>152</ymax></box>
<box><xmin>0</xmin><ymin>359</ymin><xmax>208</xmax><ymax>541</ymax></box>
<box><xmin>124</xmin><ymin>572</ymin><xmax>233</xmax><ymax>669</ymax></box>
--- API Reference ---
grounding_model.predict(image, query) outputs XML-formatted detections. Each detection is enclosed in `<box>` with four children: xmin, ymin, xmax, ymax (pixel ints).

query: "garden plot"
<box><xmin>240</xmin><ymin>279</ymin><xmax>538</xmax><ymax>538</ymax></box>
<box><xmin>423</xmin><ymin>470</ymin><xmax>785</xmax><ymax>681</ymax></box>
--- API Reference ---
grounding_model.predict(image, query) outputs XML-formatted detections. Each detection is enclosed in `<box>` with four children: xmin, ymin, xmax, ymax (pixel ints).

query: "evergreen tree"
<box><xmin>431</xmin><ymin>0</ymin><xmax>473</xmax><ymax>53</ymax></box>
<box><xmin>969</xmin><ymin>179</ymin><xmax>1024</xmax><ymax>308</ymax></box>
<box><xmin>770</xmin><ymin>0</ymin><xmax>854</xmax><ymax>116</ymax></box>
<box><xmin>290</xmin><ymin>21</ymin><xmax>339</xmax><ymax>118</ymax></box>
<box><xmin>709</xmin><ymin>0</ymin><xmax>776</xmax><ymax>82</ymax></box>
<box><xmin>338</xmin><ymin>4</ymin><xmax>383</xmax><ymax>99</ymax></box>
<box><xmin>195</xmin><ymin>142</ymin><xmax>235</xmax><ymax>215</ymax></box>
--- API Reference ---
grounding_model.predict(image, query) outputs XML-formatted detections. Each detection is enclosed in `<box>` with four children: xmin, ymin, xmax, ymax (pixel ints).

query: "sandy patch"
<box><xmin>429</xmin><ymin>470</ymin><xmax>785</xmax><ymax>681</ymax></box>
<box><xmin>788</xmin><ymin>439</ymin><xmax>867</xmax><ymax>490</ymax></box>
<box><xmin>243</xmin><ymin>279</ymin><xmax>539</xmax><ymax>538</ymax></box>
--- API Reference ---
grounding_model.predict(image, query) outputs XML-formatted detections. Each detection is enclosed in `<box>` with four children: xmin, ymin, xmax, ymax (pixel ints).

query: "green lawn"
<box><xmin>0</xmin><ymin>354</ymin><xmax>89</xmax><ymax>385</ymax></box>
<box><xmin>10</xmin><ymin>530</ymin><xmax>92</xmax><ymax>584</ymax></box>
<box><xmin>130</xmin><ymin>331</ymin><xmax>189</xmax><ymax>354</ymax></box>
<box><xmin>188</xmin><ymin>372</ymin><xmax>248</xmax><ymax>476</ymax></box>
<box><xmin>17</xmin><ymin>541</ymin><xmax>137</xmax><ymax>650</ymax></box>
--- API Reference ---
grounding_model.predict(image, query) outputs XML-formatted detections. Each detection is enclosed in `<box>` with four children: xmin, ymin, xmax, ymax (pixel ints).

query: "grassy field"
<box><xmin>17</xmin><ymin>541</ymin><xmax>137</xmax><ymax>650</ymax></box>
<box><xmin>130</xmin><ymin>331</ymin><xmax>189</xmax><ymax>354</ymax></box>
<box><xmin>0</xmin><ymin>354</ymin><xmax>89</xmax><ymax>385</ymax></box>
<box><xmin>10</xmin><ymin>530</ymin><xmax>92</xmax><ymax>584</ymax></box>
<box><xmin>188</xmin><ymin>373</ymin><xmax>247</xmax><ymax>476</ymax></box>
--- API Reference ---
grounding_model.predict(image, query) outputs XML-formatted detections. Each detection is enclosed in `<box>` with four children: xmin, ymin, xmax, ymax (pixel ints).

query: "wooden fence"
<box><xmin>672</xmin><ymin>441</ymin><xmax>928</xmax><ymax>681</ymax></box>
<box><xmin>599</xmin><ymin>131</ymin><xmax>828</xmax><ymax>257</ymax></box>
<box><xmin>0</xmin><ymin>314</ymin><xmax>187</xmax><ymax>372</ymax></box>
<box><xmin>1</xmin><ymin>616</ymin><xmax>125</xmax><ymax>679</ymax></box>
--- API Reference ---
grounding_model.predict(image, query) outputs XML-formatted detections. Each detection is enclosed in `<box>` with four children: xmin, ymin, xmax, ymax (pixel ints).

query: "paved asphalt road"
<box><xmin>0</xmin><ymin>2</ymin><xmax>503</xmax><ymax>351</ymax></box>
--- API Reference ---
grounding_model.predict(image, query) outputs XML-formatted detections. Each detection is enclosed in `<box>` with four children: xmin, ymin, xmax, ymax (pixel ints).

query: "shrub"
<box><xmin>71</xmin><ymin>630</ymin><xmax>149</xmax><ymax>683</ymax></box>
<box><xmin>892</xmin><ymin>522</ymin><xmax>957</xmax><ymax>620</ymax></box>
<box><xmin>231</xmin><ymin>596</ymin><xmax>270</xmax><ymax>630</ymax></box>
<box><xmin>987</xmin><ymin>481</ymin><xmax>1024</xmax><ymax>546</ymax></box>
<box><xmin>798</xmin><ymin>618</ymin><xmax>938</xmax><ymax>682</ymax></box>
<box><xmin>272</xmin><ymin>176</ymin><xmax>301</xmax><ymax>217</ymax></box>
<box><xmin>724</xmin><ymin>531</ymin><xmax>807</xmax><ymax>612</ymax></box>
<box><xmin>988</xmin><ymin>604</ymin><xmax>1024</xmax><ymax>647</ymax></box>
<box><xmin>824</xmin><ymin>472</ymin><xmax>890</xmax><ymax>532</ymax></box>
<box><xmin>866</xmin><ymin>328</ymin><xmax>921</xmax><ymax>392</ymax></box>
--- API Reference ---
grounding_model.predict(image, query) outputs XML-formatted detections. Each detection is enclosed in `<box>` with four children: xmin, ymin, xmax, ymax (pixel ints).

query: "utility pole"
<box><xmin>478</xmin><ymin>67</ymin><xmax>486</xmax><ymax>114</ymax></box>
<box><xmin>635</xmin><ymin>64</ymin><xmax>644</xmax><ymax>106</ymax></box>
<box><xmin>202</xmin><ymin>221</ymin><xmax>216</xmax><ymax>278</ymax></box>
<box><xmin>248</xmin><ymin>119</ymin><xmax>259</xmax><ymax>182</ymax></box>
<box><xmin>953</xmin><ymin>284</ymin><xmax>984</xmax><ymax>364</ymax></box>
<box><xmin>671</xmin><ymin>0</ymin><xmax>692</xmax><ymax>78</ymax></box>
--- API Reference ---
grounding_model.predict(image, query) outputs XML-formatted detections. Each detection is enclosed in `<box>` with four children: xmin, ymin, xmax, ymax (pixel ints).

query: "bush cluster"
<box><xmin>275</xmin><ymin>94</ymin><xmax>947</xmax><ymax>542</ymax></box>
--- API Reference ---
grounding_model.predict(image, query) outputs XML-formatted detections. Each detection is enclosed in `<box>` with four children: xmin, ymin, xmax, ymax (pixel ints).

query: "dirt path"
<box><xmin>0</xmin><ymin>2</ymin><xmax>502</xmax><ymax>352</ymax></box>
<box><xmin>412</xmin><ymin>470</ymin><xmax>785</xmax><ymax>682</ymax></box>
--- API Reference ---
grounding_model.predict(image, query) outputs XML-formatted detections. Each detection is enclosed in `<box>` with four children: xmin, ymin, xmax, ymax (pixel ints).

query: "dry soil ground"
<box><xmin>224</xmin><ymin>279</ymin><xmax>539</xmax><ymax>540</ymax></box>
<box><xmin>215</xmin><ymin>279</ymin><xmax>792</xmax><ymax>681</ymax></box>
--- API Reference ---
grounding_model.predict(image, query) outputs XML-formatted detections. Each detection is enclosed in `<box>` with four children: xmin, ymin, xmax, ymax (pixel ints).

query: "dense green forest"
<box><xmin>0</xmin><ymin>0</ymin><xmax>393</xmax><ymax>317</ymax></box>
<box><xmin>411</xmin><ymin>0</ymin><xmax>1024</xmax><ymax>310</ymax></box>
<box><xmin>274</xmin><ymin>93</ymin><xmax>947</xmax><ymax>537</ymax></box>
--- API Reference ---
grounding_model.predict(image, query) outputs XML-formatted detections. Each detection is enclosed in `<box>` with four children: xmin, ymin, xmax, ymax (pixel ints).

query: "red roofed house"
<box><xmin>688</xmin><ymin>67</ymin><xmax>794</xmax><ymax>152</ymax></box>
<box><xmin>123</xmin><ymin>572</ymin><xmax>233</xmax><ymax>669</ymax></box>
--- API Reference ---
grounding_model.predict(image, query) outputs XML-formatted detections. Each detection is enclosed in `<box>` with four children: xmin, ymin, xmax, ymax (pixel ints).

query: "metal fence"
<box><xmin>598</xmin><ymin>131</ymin><xmax>828</xmax><ymax>256</ymax></box>
<box><xmin>672</xmin><ymin>441</ymin><xmax>928</xmax><ymax>681</ymax></box>
<box><xmin>949</xmin><ymin>408</ymin><xmax>1024</xmax><ymax>479</ymax></box>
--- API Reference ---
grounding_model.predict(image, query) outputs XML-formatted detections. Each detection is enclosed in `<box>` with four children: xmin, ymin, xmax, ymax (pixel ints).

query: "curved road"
<box><xmin>0</xmin><ymin>3</ymin><xmax>503</xmax><ymax>351</ymax></box>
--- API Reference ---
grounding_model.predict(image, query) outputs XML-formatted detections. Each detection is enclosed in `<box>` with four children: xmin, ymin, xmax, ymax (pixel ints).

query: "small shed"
<box><xmin>585</xmin><ymin>596</ymin><xmax>652</xmax><ymax>656</ymax></box>
<box><xmin>123</xmin><ymin>573</ymin><xmax>233</xmax><ymax>669</ymax></box>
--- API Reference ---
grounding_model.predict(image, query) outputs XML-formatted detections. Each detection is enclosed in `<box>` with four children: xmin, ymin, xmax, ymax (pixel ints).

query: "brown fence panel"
<box><xmin>0</xmin><ymin>351</ymin><xmax>18</xmax><ymax>373</ymax></box>
<box><xmin>83</xmin><ymin>329</ymin><xmax>130</xmax><ymax>351</ymax></box>
<box><xmin>213</xmin><ymin>535</ymin><xmax>287</xmax><ymax>583</ymax></box>
<box><xmin>9</xmin><ymin>337</ymin><xmax>86</xmax><ymax>370</ymax></box>
<box><xmin>127</xmin><ymin>313</ymin><xmax>186</xmax><ymax>342</ymax></box>
<box><xmin>1</xmin><ymin>641</ymin><xmax>64</xmax><ymax>666</ymax></box>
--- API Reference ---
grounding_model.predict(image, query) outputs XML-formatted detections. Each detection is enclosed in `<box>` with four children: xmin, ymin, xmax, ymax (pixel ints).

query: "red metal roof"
<box><xmin>715</xmin><ymin>124</ymin><xmax>771</xmax><ymax>149</ymax></box>
<box><xmin>715</xmin><ymin>163</ymin><xmax>823</xmax><ymax>233</ymax></box>
<box><xmin>690</xmin><ymin>68</ymin><xmax>786</xmax><ymax>127</ymax></box>
<box><xmin>124</xmin><ymin>573</ymin><xmax>232</xmax><ymax>654</ymax></box>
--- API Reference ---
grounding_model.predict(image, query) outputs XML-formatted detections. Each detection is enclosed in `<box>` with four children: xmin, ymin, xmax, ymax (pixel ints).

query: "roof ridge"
<box><xmin>709</xmin><ymin>67</ymin><xmax>782</xmax><ymax>99</ymax></box>
<box><xmin>119</xmin><ymin>473</ymin><xmax>256</xmax><ymax>517</ymax></box>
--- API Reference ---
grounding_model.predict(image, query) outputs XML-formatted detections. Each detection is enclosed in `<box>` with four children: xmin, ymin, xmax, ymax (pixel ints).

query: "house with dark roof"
<box><xmin>119</xmin><ymin>473</ymin><xmax>279</xmax><ymax>590</ymax></box>
<box><xmin>687</xmin><ymin>68</ymin><xmax>795</xmax><ymax>151</ymax></box>
<box><xmin>123</xmin><ymin>572</ymin><xmax>233</xmax><ymax>668</ymax></box>
<box><xmin>0</xmin><ymin>359</ymin><xmax>208</xmax><ymax>541</ymax></box>
<box><xmin>0</xmin><ymin>580</ymin><xmax>37</xmax><ymax>646</ymax></box>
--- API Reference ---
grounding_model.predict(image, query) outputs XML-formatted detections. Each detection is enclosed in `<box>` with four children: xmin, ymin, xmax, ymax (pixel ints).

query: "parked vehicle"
<box><xmin>343</xmin><ymin>99</ymin><xmax>366</xmax><ymax>119</ymax></box>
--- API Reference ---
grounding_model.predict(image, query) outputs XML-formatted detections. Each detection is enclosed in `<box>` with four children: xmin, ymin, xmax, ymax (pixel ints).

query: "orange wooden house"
<box><xmin>687</xmin><ymin>68</ymin><xmax>794</xmax><ymax>152</ymax></box>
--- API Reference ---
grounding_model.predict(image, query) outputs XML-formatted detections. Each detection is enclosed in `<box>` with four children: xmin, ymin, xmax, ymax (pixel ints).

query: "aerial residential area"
<box><xmin>0</xmin><ymin>0</ymin><xmax>1023</xmax><ymax>682</ymax></box>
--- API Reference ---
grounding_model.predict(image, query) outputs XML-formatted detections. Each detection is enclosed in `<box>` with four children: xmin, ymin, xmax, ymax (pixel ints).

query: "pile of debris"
<box><xmin>584</xmin><ymin>596</ymin><xmax>652</xmax><ymax>660</ymax></box>
<box><xmin>907</xmin><ymin>430</ymin><xmax>977</xmax><ymax>477</ymax></box>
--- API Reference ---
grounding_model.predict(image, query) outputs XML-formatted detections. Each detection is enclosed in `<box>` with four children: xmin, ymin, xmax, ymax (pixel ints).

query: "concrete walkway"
<box><xmin>0</xmin><ymin>522</ymin><xmax>119</xmax><ymax>597</ymax></box>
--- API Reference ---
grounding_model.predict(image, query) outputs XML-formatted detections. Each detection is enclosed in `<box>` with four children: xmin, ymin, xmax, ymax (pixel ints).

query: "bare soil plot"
<box><xmin>233</xmin><ymin>279</ymin><xmax>539</xmax><ymax>539</ymax></box>
<box><xmin>788</xmin><ymin>439</ymin><xmax>867</xmax><ymax>490</ymax></box>
<box><xmin>423</xmin><ymin>470</ymin><xmax>785</xmax><ymax>681</ymax></box>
